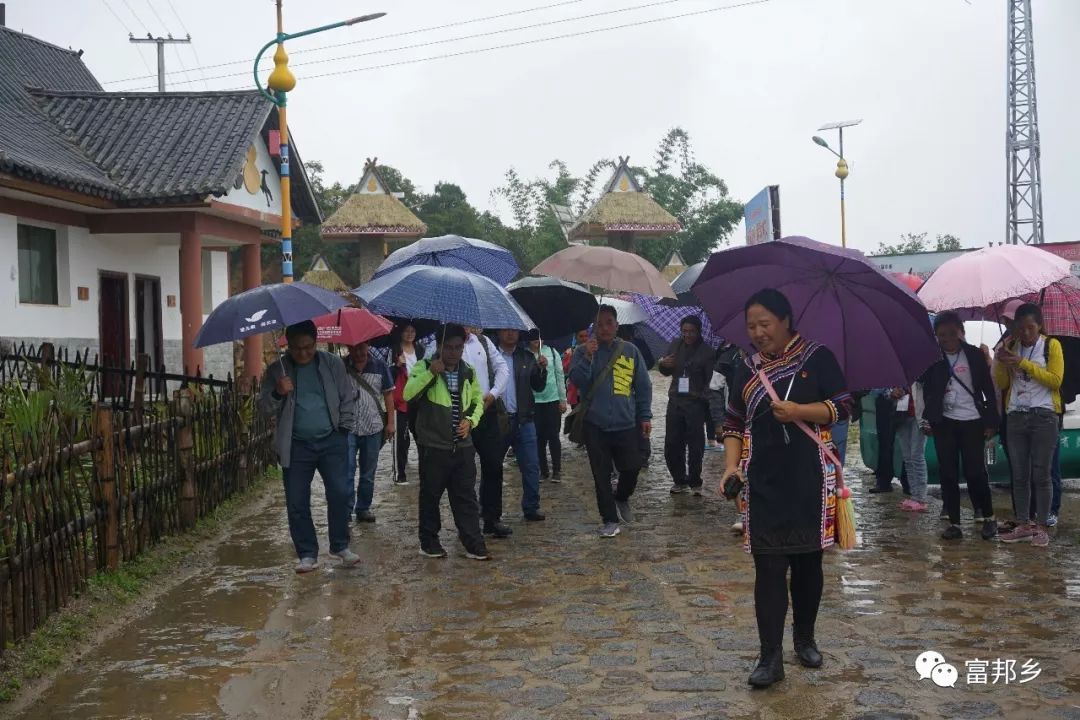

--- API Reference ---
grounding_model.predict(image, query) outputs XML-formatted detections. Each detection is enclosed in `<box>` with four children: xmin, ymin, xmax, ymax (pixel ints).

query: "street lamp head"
<box><xmin>347</xmin><ymin>12</ymin><xmax>387</xmax><ymax>25</ymax></box>
<box><xmin>812</xmin><ymin>135</ymin><xmax>830</xmax><ymax>149</ymax></box>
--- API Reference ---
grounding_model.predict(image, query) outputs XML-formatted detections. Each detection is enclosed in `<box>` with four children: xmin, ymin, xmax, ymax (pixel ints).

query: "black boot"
<box><xmin>748</xmin><ymin>645</ymin><xmax>785</xmax><ymax>688</ymax></box>
<box><xmin>793</xmin><ymin>624</ymin><xmax>823</xmax><ymax>668</ymax></box>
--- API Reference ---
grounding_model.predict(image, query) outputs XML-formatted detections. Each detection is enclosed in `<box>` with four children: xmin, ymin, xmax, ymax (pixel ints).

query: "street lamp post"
<box><xmin>254</xmin><ymin>2</ymin><xmax>386</xmax><ymax>283</ymax></box>
<box><xmin>812</xmin><ymin>119</ymin><xmax>861</xmax><ymax>249</ymax></box>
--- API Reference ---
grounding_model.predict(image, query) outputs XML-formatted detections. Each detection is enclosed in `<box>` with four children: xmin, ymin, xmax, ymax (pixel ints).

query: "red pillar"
<box><xmin>242</xmin><ymin>242</ymin><xmax>263</xmax><ymax>382</ymax></box>
<box><xmin>179</xmin><ymin>229</ymin><xmax>204</xmax><ymax>375</ymax></box>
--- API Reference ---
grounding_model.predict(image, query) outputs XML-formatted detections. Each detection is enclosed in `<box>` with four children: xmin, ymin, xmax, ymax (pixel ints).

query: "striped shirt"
<box><xmin>445</xmin><ymin>368</ymin><xmax>462</xmax><ymax>440</ymax></box>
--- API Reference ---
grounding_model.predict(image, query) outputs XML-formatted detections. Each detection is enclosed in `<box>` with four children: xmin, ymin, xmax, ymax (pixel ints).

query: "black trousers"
<box><xmin>753</xmin><ymin>551</ymin><xmax>824</xmax><ymax>649</ymax></box>
<box><xmin>534</xmin><ymin>400</ymin><xmax>563</xmax><ymax>477</ymax></box>
<box><xmin>664</xmin><ymin>397</ymin><xmax>708</xmax><ymax>488</ymax></box>
<box><xmin>932</xmin><ymin>418</ymin><xmax>994</xmax><ymax>525</ymax></box>
<box><xmin>584</xmin><ymin>422</ymin><xmax>642</xmax><ymax>524</ymax></box>
<box><xmin>472</xmin><ymin>406</ymin><xmax>505</xmax><ymax>525</ymax></box>
<box><xmin>874</xmin><ymin>395</ymin><xmax>898</xmax><ymax>487</ymax></box>
<box><xmin>418</xmin><ymin>445</ymin><xmax>486</xmax><ymax>554</ymax></box>
<box><xmin>395</xmin><ymin>410</ymin><xmax>413</xmax><ymax>480</ymax></box>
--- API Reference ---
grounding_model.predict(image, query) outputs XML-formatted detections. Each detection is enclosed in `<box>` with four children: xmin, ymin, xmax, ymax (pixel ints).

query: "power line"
<box><xmin>99</xmin><ymin>0</ymin><xmax>154</xmax><ymax>75</ymax></box>
<box><xmin>124</xmin><ymin>0</ymin><xmax>738</xmax><ymax>91</ymax></box>
<box><xmin>143</xmin><ymin>0</ymin><xmax>170</xmax><ymax>31</ymax></box>
<box><xmin>102</xmin><ymin>0</ymin><xmax>591</xmax><ymax>85</ymax></box>
<box><xmin>163</xmin><ymin>0</ymin><xmax>210</xmax><ymax>90</ymax></box>
<box><xmin>119</xmin><ymin>0</ymin><xmax>152</xmax><ymax>34</ymax></box>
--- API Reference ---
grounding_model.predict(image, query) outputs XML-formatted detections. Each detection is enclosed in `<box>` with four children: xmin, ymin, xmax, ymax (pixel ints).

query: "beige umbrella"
<box><xmin>532</xmin><ymin>245</ymin><xmax>676</xmax><ymax>299</ymax></box>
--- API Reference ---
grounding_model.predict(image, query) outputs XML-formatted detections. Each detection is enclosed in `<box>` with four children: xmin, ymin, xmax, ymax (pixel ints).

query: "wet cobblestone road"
<box><xmin>15</xmin><ymin>376</ymin><xmax>1080</xmax><ymax>719</ymax></box>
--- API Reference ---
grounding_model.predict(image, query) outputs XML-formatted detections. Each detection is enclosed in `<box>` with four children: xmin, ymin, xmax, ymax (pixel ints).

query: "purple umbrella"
<box><xmin>691</xmin><ymin>236</ymin><xmax>939</xmax><ymax>391</ymax></box>
<box><xmin>632</xmin><ymin>294</ymin><xmax>724</xmax><ymax>349</ymax></box>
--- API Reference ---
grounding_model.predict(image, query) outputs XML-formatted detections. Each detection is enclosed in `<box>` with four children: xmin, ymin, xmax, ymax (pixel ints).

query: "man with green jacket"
<box><xmin>404</xmin><ymin>324</ymin><xmax>490</xmax><ymax>560</ymax></box>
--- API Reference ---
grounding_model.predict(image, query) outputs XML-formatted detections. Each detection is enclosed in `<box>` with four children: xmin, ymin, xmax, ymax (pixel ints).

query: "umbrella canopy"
<box><xmin>372</xmin><ymin>234</ymin><xmax>520</xmax><ymax>286</ymax></box>
<box><xmin>194</xmin><ymin>282</ymin><xmax>349</xmax><ymax>348</ymax></box>
<box><xmin>532</xmin><ymin>245</ymin><xmax>677</xmax><ymax>299</ymax></box>
<box><xmin>507</xmin><ymin>276</ymin><xmax>598</xmax><ymax>339</ymax></box>
<box><xmin>353</xmin><ymin>266</ymin><xmax>534</xmax><ymax>331</ymax></box>
<box><xmin>312</xmin><ymin>307</ymin><xmax>393</xmax><ymax>346</ymax></box>
<box><xmin>632</xmin><ymin>294</ymin><xmax>724</xmax><ymax>349</ymax></box>
<box><xmin>664</xmin><ymin>261</ymin><xmax>707</xmax><ymax>306</ymax></box>
<box><xmin>918</xmin><ymin>244</ymin><xmax>1071</xmax><ymax>312</ymax></box>
<box><xmin>890</xmin><ymin>272</ymin><xmax>925</xmax><ymax>293</ymax></box>
<box><xmin>602</xmin><ymin>297</ymin><xmax>649</xmax><ymax>326</ymax></box>
<box><xmin>692</xmin><ymin>236</ymin><xmax>940</xmax><ymax>391</ymax></box>
<box><xmin>971</xmin><ymin>278</ymin><xmax>1080</xmax><ymax>338</ymax></box>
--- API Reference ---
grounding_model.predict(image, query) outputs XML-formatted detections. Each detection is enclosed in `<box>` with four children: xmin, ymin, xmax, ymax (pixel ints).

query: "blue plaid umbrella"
<box><xmin>194</xmin><ymin>282</ymin><xmax>349</xmax><ymax>347</ymax></box>
<box><xmin>372</xmin><ymin>234</ymin><xmax>520</xmax><ymax>286</ymax></box>
<box><xmin>353</xmin><ymin>266</ymin><xmax>534</xmax><ymax>331</ymax></box>
<box><xmin>632</xmin><ymin>294</ymin><xmax>724</xmax><ymax>349</ymax></box>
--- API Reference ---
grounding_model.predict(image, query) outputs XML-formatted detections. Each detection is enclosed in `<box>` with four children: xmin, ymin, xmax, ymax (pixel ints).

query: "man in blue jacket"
<box><xmin>569</xmin><ymin>304</ymin><xmax>653</xmax><ymax>537</ymax></box>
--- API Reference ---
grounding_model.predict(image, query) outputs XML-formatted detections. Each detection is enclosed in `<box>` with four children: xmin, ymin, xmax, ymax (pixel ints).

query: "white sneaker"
<box><xmin>330</xmin><ymin>548</ymin><xmax>361</xmax><ymax>567</ymax></box>
<box><xmin>599</xmin><ymin>522</ymin><xmax>621</xmax><ymax>538</ymax></box>
<box><xmin>295</xmin><ymin>557</ymin><xmax>319</xmax><ymax>574</ymax></box>
<box><xmin>731</xmin><ymin>520</ymin><xmax>744</xmax><ymax>533</ymax></box>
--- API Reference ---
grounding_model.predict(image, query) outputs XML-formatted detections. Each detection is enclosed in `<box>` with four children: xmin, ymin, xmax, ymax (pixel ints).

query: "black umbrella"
<box><xmin>662</xmin><ymin>261</ymin><xmax>707</xmax><ymax>306</ymax></box>
<box><xmin>507</xmin><ymin>276</ymin><xmax>598</xmax><ymax>340</ymax></box>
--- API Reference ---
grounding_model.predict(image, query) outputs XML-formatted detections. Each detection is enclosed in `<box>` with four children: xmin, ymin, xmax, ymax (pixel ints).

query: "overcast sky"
<box><xmin>13</xmin><ymin>0</ymin><xmax>1080</xmax><ymax>254</ymax></box>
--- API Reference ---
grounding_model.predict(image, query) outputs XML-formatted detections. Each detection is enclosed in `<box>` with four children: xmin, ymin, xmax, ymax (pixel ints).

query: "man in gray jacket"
<box><xmin>569</xmin><ymin>304</ymin><xmax>652</xmax><ymax>538</ymax></box>
<box><xmin>259</xmin><ymin>320</ymin><xmax>361</xmax><ymax>573</ymax></box>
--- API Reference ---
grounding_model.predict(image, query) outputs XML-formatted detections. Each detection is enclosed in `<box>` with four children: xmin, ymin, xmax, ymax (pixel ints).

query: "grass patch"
<box><xmin>0</xmin><ymin>467</ymin><xmax>279</xmax><ymax>704</ymax></box>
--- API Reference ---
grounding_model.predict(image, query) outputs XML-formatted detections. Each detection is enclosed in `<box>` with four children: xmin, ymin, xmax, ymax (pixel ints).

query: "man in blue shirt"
<box><xmin>345</xmin><ymin>341</ymin><xmax>396</xmax><ymax>523</ymax></box>
<box><xmin>569</xmin><ymin>305</ymin><xmax>653</xmax><ymax>537</ymax></box>
<box><xmin>496</xmin><ymin>329</ymin><xmax>549</xmax><ymax>522</ymax></box>
<box><xmin>258</xmin><ymin>321</ymin><xmax>360</xmax><ymax>573</ymax></box>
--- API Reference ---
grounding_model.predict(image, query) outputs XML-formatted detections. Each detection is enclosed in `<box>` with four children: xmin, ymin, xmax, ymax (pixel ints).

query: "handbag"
<box><xmin>565</xmin><ymin>340</ymin><xmax>624</xmax><ymax>445</ymax></box>
<box><xmin>753</xmin><ymin>358</ymin><xmax>856</xmax><ymax>550</ymax></box>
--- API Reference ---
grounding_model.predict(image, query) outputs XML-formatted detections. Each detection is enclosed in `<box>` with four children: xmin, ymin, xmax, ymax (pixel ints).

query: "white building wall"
<box><xmin>0</xmin><ymin>212</ymin><xmax>232</xmax><ymax>378</ymax></box>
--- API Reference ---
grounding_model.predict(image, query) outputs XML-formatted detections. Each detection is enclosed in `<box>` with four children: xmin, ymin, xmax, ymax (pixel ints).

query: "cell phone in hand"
<box><xmin>722</xmin><ymin>472</ymin><xmax>744</xmax><ymax>500</ymax></box>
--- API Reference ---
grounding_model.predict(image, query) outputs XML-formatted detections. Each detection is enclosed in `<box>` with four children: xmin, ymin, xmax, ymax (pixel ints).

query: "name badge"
<box><xmin>678</xmin><ymin>376</ymin><xmax>690</xmax><ymax>394</ymax></box>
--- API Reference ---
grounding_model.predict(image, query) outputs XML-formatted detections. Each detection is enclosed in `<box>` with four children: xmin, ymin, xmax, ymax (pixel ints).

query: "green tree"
<box><xmin>416</xmin><ymin>182</ymin><xmax>483</xmax><ymax>238</ymax></box>
<box><xmin>876</xmin><ymin>232</ymin><xmax>963</xmax><ymax>255</ymax></box>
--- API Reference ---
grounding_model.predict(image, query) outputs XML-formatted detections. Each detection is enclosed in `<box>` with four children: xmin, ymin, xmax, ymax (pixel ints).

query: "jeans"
<box><xmin>932</xmin><ymin>418</ymin><xmax>995</xmax><ymax>525</ymax></box>
<box><xmin>895</xmin><ymin>417</ymin><xmax>928</xmax><ymax>502</ymax></box>
<box><xmin>346</xmin><ymin>431</ymin><xmax>383</xmax><ymax>514</ymax></box>
<box><xmin>1007</xmin><ymin>409</ymin><xmax>1058</xmax><ymax>526</ymax></box>
<box><xmin>534</xmin><ymin>401</ymin><xmax>563</xmax><ymax>477</ymax></box>
<box><xmin>753</xmin><ymin>551</ymin><xmax>824</xmax><ymax>649</ymax></box>
<box><xmin>832</xmin><ymin>418</ymin><xmax>849</xmax><ymax>467</ymax></box>
<box><xmin>282</xmin><ymin>431</ymin><xmax>351</xmax><ymax>559</ymax></box>
<box><xmin>503</xmin><ymin>415</ymin><xmax>542</xmax><ymax>515</ymax></box>
<box><xmin>664</xmin><ymin>397</ymin><xmax>708</xmax><ymax>488</ymax></box>
<box><xmin>583</xmin><ymin>422</ymin><xmax>642</xmax><ymax>524</ymax></box>
<box><xmin>418</xmin><ymin>445</ymin><xmax>486</xmax><ymax>554</ymax></box>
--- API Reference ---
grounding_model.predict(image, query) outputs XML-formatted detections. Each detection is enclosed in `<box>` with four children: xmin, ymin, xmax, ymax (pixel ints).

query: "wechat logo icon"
<box><xmin>915</xmin><ymin>650</ymin><xmax>958</xmax><ymax>688</ymax></box>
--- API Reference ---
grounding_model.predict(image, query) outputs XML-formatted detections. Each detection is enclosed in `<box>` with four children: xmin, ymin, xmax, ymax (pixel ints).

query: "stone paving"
<box><xmin>16</xmin><ymin>375</ymin><xmax>1080</xmax><ymax>719</ymax></box>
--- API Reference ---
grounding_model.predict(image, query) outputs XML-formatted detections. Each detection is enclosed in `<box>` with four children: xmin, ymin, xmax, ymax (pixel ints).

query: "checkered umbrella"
<box><xmin>372</xmin><ymin>234</ymin><xmax>520</xmax><ymax>286</ymax></box>
<box><xmin>632</xmin><ymin>294</ymin><xmax>724</xmax><ymax>349</ymax></box>
<box><xmin>975</xmin><ymin>278</ymin><xmax>1080</xmax><ymax>337</ymax></box>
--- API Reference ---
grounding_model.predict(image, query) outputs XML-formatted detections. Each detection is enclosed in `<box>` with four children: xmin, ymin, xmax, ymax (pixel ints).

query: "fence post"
<box><xmin>176</xmin><ymin>389</ymin><xmax>197</xmax><ymax>529</ymax></box>
<box><xmin>92</xmin><ymin>405</ymin><xmax>119</xmax><ymax>571</ymax></box>
<box><xmin>133</xmin><ymin>353</ymin><xmax>150</xmax><ymax>422</ymax></box>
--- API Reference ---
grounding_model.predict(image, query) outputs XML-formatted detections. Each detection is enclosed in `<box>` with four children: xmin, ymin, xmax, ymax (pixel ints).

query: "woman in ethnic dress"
<box><xmin>721</xmin><ymin>289</ymin><xmax>853</xmax><ymax>689</ymax></box>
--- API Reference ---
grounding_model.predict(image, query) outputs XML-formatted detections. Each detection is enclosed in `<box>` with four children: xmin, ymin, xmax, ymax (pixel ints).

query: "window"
<box><xmin>17</xmin><ymin>224</ymin><xmax>58</xmax><ymax>305</ymax></box>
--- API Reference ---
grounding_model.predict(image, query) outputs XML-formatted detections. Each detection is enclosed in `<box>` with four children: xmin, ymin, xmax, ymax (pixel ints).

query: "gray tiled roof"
<box><xmin>0</xmin><ymin>26</ymin><xmax>320</xmax><ymax>222</ymax></box>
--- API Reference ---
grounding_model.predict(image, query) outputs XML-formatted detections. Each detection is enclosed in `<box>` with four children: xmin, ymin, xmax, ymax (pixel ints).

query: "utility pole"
<box><xmin>129</xmin><ymin>33</ymin><xmax>191</xmax><ymax>92</ymax></box>
<box><xmin>1005</xmin><ymin>0</ymin><xmax>1044</xmax><ymax>245</ymax></box>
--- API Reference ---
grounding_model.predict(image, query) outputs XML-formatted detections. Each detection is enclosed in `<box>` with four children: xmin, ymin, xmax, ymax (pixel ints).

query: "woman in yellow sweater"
<box><xmin>993</xmin><ymin>303</ymin><xmax>1063</xmax><ymax>547</ymax></box>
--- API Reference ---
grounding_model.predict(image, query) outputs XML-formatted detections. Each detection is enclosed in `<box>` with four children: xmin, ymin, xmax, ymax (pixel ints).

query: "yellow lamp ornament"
<box><xmin>267</xmin><ymin>45</ymin><xmax>296</xmax><ymax>93</ymax></box>
<box><xmin>835</xmin><ymin>158</ymin><xmax>849</xmax><ymax>181</ymax></box>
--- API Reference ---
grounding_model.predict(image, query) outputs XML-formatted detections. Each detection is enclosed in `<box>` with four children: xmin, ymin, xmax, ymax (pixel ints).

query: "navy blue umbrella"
<box><xmin>353</xmin><ymin>266</ymin><xmax>534</xmax><ymax>331</ymax></box>
<box><xmin>194</xmin><ymin>282</ymin><xmax>350</xmax><ymax>347</ymax></box>
<box><xmin>372</xmin><ymin>234</ymin><xmax>520</xmax><ymax>286</ymax></box>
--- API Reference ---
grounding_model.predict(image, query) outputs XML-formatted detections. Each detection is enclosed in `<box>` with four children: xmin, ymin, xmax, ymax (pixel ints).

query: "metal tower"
<box><xmin>1005</xmin><ymin>0</ymin><xmax>1045</xmax><ymax>245</ymax></box>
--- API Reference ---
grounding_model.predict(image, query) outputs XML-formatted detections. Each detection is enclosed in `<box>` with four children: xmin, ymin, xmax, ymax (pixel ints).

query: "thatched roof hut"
<box><xmin>569</xmin><ymin>157</ymin><xmax>680</xmax><ymax>250</ymax></box>
<box><xmin>321</xmin><ymin>158</ymin><xmax>427</xmax><ymax>282</ymax></box>
<box><xmin>301</xmin><ymin>254</ymin><xmax>349</xmax><ymax>293</ymax></box>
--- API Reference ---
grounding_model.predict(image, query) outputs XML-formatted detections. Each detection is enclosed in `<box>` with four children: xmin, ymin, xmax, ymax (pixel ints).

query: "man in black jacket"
<box><xmin>659</xmin><ymin>316</ymin><xmax>716</xmax><ymax>495</ymax></box>
<box><xmin>496</xmin><ymin>329</ymin><xmax>549</xmax><ymax>521</ymax></box>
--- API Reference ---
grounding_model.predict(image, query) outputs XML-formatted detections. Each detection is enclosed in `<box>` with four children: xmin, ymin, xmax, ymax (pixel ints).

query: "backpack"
<box><xmin>1046</xmin><ymin>336</ymin><xmax>1080</xmax><ymax>407</ymax></box>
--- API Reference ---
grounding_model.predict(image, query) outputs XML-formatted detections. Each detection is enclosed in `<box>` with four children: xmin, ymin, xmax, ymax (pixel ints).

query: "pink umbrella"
<box><xmin>976</xmin><ymin>278</ymin><xmax>1080</xmax><ymax>338</ymax></box>
<box><xmin>919</xmin><ymin>244</ymin><xmax>1071</xmax><ymax>312</ymax></box>
<box><xmin>276</xmin><ymin>307</ymin><xmax>393</xmax><ymax>347</ymax></box>
<box><xmin>532</xmin><ymin>245</ymin><xmax>677</xmax><ymax>299</ymax></box>
<box><xmin>890</xmin><ymin>272</ymin><xmax>924</xmax><ymax>292</ymax></box>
